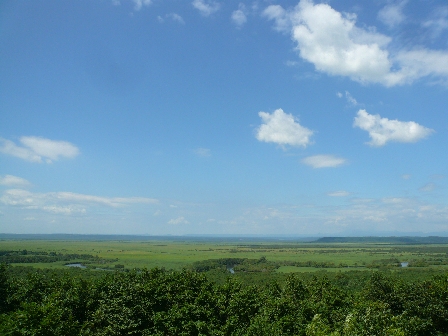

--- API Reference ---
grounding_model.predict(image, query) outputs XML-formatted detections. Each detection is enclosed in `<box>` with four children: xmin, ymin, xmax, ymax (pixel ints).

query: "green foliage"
<box><xmin>1</xmin><ymin>267</ymin><xmax>448</xmax><ymax>335</ymax></box>
<box><xmin>0</xmin><ymin>263</ymin><xmax>10</xmax><ymax>314</ymax></box>
<box><xmin>2</xmin><ymin>238</ymin><xmax>448</xmax><ymax>335</ymax></box>
<box><xmin>0</xmin><ymin>250</ymin><xmax>115</xmax><ymax>265</ymax></box>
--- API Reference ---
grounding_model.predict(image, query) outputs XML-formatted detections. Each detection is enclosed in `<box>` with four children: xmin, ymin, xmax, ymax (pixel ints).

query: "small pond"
<box><xmin>65</xmin><ymin>263</ymin><xmax>87</xmax><ymax>269</ymax></box>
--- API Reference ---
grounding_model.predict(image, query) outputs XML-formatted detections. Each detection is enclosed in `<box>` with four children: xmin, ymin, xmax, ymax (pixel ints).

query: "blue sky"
<box><xmin>1</xmin><ymin>0</ymin><xmax>447</xmax><ymax>235</ymax></box>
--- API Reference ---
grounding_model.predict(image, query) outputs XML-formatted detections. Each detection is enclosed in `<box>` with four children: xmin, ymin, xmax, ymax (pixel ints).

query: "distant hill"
<box><xmin>313</xmin><ymin>236</ymin><xmax>448</xmax><ymax>244</ymax></box>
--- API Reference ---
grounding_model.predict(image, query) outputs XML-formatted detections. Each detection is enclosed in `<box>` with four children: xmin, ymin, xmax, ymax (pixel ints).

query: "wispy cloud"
<box><xmin>345</xmin><ymin>91</ymin><xmax>358</xmax><ymax>106</ymax></box>
<box><xmin>0</xmin><ymin>136</ymin><xmax>79</xmax><ymax>163</ymax></box>
<box><xmin>422</xmin><ymin>6</ymin><xmax>448</xmax><ymax>38</ymax></box>
<box><xmin>192</xmin><ymin>0</ymin><xmax>220</xmax><ymax>17</ymax></box>
<box><xmin>263</xmin><ymin>0</ymin><xmax>448</xmax><ymax>86</ymax></box>
<box><xmin>194</xmin><ymin>148</ymin><xmax>211</xmax><ymax>157</ymax></box>
<box><xmin>168</xmin><ymin>216</ymin><xmax>189</xmax><ymax>225</ymax></box>
<box><xmin>328</xmin><ymin>191</ymin><xmax>350</xmax><ymax>197</ymax></box>
<box><xmin>338</xmin><ymin>91</ymin><xmax>359</xmax><ymax>106</ymax></box>
<box><xmin>420</xmin><ymin>183</ymin><xmax>436</xmax><ymax>192</ymax></box>
<box><xmin>354</xmin><ymin>109</ymin><xmax>434</xmax><ymax>146</ymax></box>
<box><xmin>158</xmin><ymin>13</ymin><xmax>185</xmax><ymax>24</ymax></box>
<box><xmin>302</xmin><ymin>155</ymin><xmax>346</xmax><ymax>168</ymax></box>
<box><xmin>231</xmin><ymin>3</ymin><xmax>247</xmax><ymax>28</ymax></box>
<box><xmin>378</xmin><ymin>0</ymin><xmax>407</xmax><ymax>28</ymax></box>
<box><xmin>133</xmin><ymin>0</ymin><xmax>152</xmax><ymax>11</ymax></box>
<box><xmin>0</xmin><ymin>189</ymin><xmax>158</xmax><ymax>215</ymax></box>
<box><xmin>0</xmin><ymin>175</ymin><xmax>31</xmax><ymax>187</ymax></box>
<box><xmin>156</xmin><ymin>13</ymin><xmax>185</xmax><ymax>24</ymax></box>
<box><xmin>256</xmin><ymin>108</ymin><xmax>313</xmax><ymax>148</ymax></box>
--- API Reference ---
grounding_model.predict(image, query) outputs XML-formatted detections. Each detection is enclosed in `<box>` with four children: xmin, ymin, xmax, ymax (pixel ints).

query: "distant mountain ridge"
<box><xmin>314</xmin><ymin>236</ymin><xmax>448</xmax><ymax>244</ymax></box>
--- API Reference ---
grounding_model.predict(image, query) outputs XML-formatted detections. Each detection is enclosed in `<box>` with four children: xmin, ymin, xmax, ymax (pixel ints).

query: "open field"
<box><xmin>2</xmin><ymin>238</ymin><xmax>448</xmax><ymax>274</ymax></box>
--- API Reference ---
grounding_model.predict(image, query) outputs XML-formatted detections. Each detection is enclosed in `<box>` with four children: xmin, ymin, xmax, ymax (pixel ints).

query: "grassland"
<box><xmin>2</xmin><ymin>238</ymin><xmax>448</xmax><ymax>275</ymax></box>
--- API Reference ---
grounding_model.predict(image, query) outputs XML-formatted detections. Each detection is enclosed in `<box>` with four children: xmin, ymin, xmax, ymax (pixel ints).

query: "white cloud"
<box><xmin>402</xmin><ymin>174</ymin><xmax>411</xmax><ymax>180</ymax></box>
<box><xmin>378</xmin><ymin>1</ymin><xmax>407</xmax><ymax>28</ymax></box>
<box><xmin>43</xmin><ymin>205</ymin><xmax>86</xmax><ymax>215</ymax></box>
<box><xmin>262</xmin><ymin>5</ymin><xmax>290</xmax><ymax>32</ymax></box>
<box><xmin>353</xmin><ymin>109</ymin><xmax>434</xmax><ymax>146</ymax></box>
<box><xmin>0</xmin><ymin>136</ymin><xmax>79</xmax><ymax>163</ymax></box>
<box><xmin>263</xmin><ymin>0</ymin><xmax>396</xmax><ymax>85</ymax></box>
<box><xmin>345</xmin><ymin>91</ymin><xmax>358</xmax><ymax>106</ymax></box>
<box><xmin>133</xmin><ymin>0</ymin><xmax>151</xmax><ymax>11</ymax></box>
<box><xmin>192</xmin><ymin>0</ymin><xmax>220</xmax><ymax>17</ymax></box>
<box><xmin>55</xmin><ymin>192</ymin><xmax>158</xmax><ymax>207</ymax></box>
<box><xmin>232</xmin><ymin>3</ymin><xmax>247</xmax><ymax>27</ymax></box>
<box><xmin>420</xmin><ymin>183</ymin><xmax>436</xmax><ymax>192</ymax></box>
<box><xmin>167</xmin><ymin>13</ymin><xmax>185</xmax><ymax>24</ymax></box>
<box><xmin>328</xmin><ymin>191</ymin><xmax>350</xmax><ymax>197</ymax></box>
<box><xmin>168</xmin><ymin>216</ymin><xmax>189</xmax><ymax>225</ymax></box>
<box><xmin>285</xmin><ymin>60</ymin><xmax>299</xmax><ymax>67</ymax></box>
<box><xmin>0</xmin><ymin>175</ymin><xmax>31</xmax><ymax>187</ymax></box>
<box><xmin>395</xmin><ymin>49</ymin><xmax>448</xmax><ymax>84</ymax></box>
<box><xmin>256</xmin><ymin>108</ymin><xmax>313</xmax><ymax>148</ymax></box>
<box><xmin>0</xmin><ymin>189</ymin><xmax>158</xmax><ymax>215</ymax></box>
<box><xmin>422</xmin><ymin>7</ymin><xmax>448</xmax><ymax>38</ymax></box>
<box><xmin>194</xmin><ymin>148</ymin><xmax>211</xmax><ymax>157</ymax></box>
<box><xmin>302</xmin><ymin>155</ymin><xmax>346</xmax><ymax>168</ymax></box>
<box><xmin>263</xmin><ymin>0</ymin><xmax>448</xmax><ymax>86</ymax></box>
<box><xmin>337</xmin><ymin>91</ymin><xmax>358</xmax><ymax>105</ymax></box>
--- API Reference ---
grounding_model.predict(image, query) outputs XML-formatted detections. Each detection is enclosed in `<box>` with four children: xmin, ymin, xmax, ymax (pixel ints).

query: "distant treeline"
<box><xmin>314</xmin><ymin>236</ymin><xmax>448</xmax><ymax>244</ymax></box>
<box><xmin>0</xmin><ymin>250</ymin><xmax>116</xmax><ymax>264</ymax></box>
<box><xmin>190</xmin><ymin>257</ymin><xmax>406</xmax><ymax>273</ymax></box>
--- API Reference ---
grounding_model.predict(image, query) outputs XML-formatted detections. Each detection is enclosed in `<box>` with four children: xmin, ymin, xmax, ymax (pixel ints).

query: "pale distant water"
<box><xmin>400</xmin><ymin>262</ymin><xmax>409</xmax><ymax>267</ymax></box>
<box><xmin>65</xmin><ymin>263</ymin><xmax>86</xmax><ymax>268</ymax></box>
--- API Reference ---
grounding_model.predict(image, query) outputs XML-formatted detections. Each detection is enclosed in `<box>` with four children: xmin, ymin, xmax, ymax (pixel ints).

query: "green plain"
<box><xmin>2</xmin><ymin>239</ymin><xmax>448</xmax><ymax>273</ymax></box>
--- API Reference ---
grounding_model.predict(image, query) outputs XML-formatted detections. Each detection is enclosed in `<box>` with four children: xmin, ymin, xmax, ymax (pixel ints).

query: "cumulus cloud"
<box><xmin>328</xmin><ymin>191</ymin><xmax>350</xmax><ymax>197</ymax></box>
<box><xmin>262</xmin><ymin>0</ymin><xmax>448</xmax><ymax>86</ymax></box>
<box><xmin>302</xmin><ymin>155</ymin><xmax>346</xmax><ymax>168</ymax></box>
<box><xmin>192</xmin><ymin>0</ymin><xmax>220</xmax><ymax>17</ymax></box>
<box><xmin>0</xmin><ymin>189</ymin><xmax>158</xmax><ymax>215</ymax></box>
<box><xmin>231</xmin><ymin>3</ymin><xmax>247</xmax><ymax>27</ymax></box>
<box><xmin>133</xmin><ymin>0</ymin><xmax>151</xmax><ymax>11</ymax></box>
<box><xmin>378</xmin><ymin>1</ymin><xmax>407</xmax><ymax>28</ymax></box>
<box><xmin>0</xmin><ymin>175</ymin><xmax>31</xmax><ymax>187</ymax></box>
<box><xmin>0</xmin><ymin>136</ymin><xmax>79</xmax><ymax>163</ymax></box>
<box><xmin>256</xmin><ymin>108</ymin><xmax>313</xmax><ymax>148</ymax></box>
<box><xmin>353</xmin><ymin>109</ymin><xmax>434</xmax><ymax>146</ymax></box>
<box><xmin>168</xmin><ymin>216</ymin><xmax>189</xmax><ymax>225</ymax></box>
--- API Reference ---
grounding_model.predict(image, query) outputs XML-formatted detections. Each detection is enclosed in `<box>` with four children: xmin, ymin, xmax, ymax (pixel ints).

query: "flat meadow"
<box><xmin>2</xmin><ymin>237</ymin><xmax>448</xmax><ymax>275</ymax></box>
